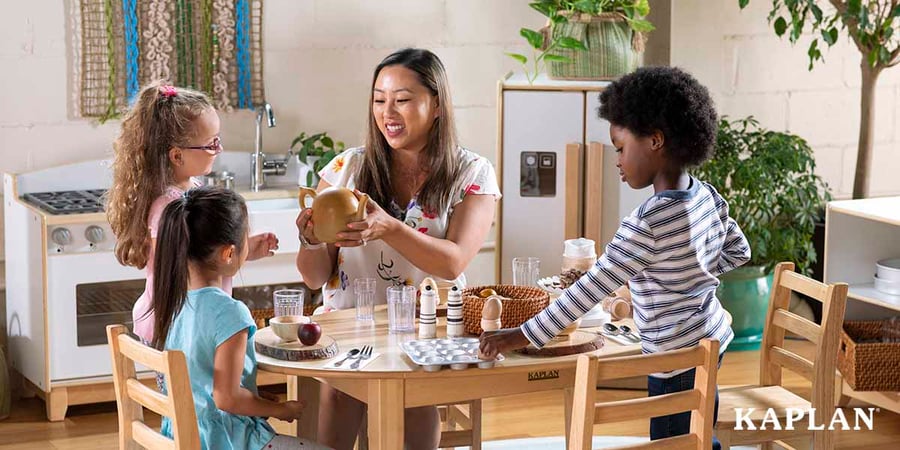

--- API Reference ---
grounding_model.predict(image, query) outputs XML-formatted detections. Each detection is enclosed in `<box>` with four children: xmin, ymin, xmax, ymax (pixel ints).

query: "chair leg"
<box><xmin>356</xmin><ymin>410</ymin><xmax>368</xmax><ymax>450</ymax></box>
<box><xmin>716</xmin><ymin>428</ymin><xmax>732</xmax><ymax>450</ymax></box>
<box><xmin>470</xmin><ymin>399</ymin><xmax>482</xmax><ymax>450</ymax></box>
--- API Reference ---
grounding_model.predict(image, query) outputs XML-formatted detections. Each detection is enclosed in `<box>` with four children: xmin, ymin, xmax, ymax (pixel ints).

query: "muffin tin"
<box><xmin>400</xmin><ymin>337</ymin><xmax>503</xmax><ymax>372</ymax></box>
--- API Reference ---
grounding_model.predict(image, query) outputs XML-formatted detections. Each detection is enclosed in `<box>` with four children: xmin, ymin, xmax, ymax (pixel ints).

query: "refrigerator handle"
<box><xmin>584</xmin><ymin>142</ymin><xmax>605</xmax><ymax>256</ymax></box>
<box><xmin>564</xmin><ymin>143</ymin><xmax>584</xmax><ymax>241</ymax></box>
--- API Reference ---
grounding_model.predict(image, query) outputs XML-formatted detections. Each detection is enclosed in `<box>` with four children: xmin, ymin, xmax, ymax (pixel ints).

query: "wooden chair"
<box><xmin>715</xmin><ymin>262</ymin><xmax>848</xmax><ymax>450</ymax></box>
<box><xmin>355</xmin><ymin>400</ymin><xmax>482</xmax><ymax>449</ymax></box>
<box><xmin>107</xmin><ymin>324</ymin><xmax>200</xmax><ymax>450</ymax></box>
<box><xmin>569</xmin><ymin>338</ymin><xmax>721</xmax><ymax>450</ymax></box>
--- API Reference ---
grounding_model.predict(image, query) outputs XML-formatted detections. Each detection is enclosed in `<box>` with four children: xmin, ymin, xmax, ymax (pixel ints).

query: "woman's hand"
<box><xmin>247</xmin><ymin>232</ymin><xmax>279</xmax><ymax>260</ymax></box>
<box><xmin>295</xmin><ymin>208</ymin><xmax>323</xmax><ymax>246</ymax></box>
<box><xmin>479</xmin><ymin>328</ymin><xmax>531</xmax><ymax>359</ymax></box>
<box><xmin>335</xmin><ymin>191</ymin><xmax>399</xmax><ymax>248</ymax></box>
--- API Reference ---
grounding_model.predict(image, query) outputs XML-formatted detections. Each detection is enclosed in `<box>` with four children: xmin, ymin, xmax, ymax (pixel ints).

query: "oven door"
<box><xmin>47</xmin><ymin>252</ymin><xmax>145</xmax><ymax>381</ymax></box>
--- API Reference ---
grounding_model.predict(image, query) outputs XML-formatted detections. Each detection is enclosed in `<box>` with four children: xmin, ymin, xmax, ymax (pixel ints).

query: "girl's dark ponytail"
<box><xmin>150</xmin><ymin>186</ymin><xmax>248</xmax><ymax>349</ymax></box>
<box><xmin>151</xmin><ymin>197</ymin><xmax>191</xmax><ymax>349</ymax></box>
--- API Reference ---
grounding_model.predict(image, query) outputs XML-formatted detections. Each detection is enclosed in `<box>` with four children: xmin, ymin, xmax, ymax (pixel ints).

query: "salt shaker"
<box><xmin>446</xmin><ymin>285</ymin><xmax>464</xmax><ymax>337</ymax></box>
<box><xmin>418</xmin><ymin>277</ymin><xmax>438</xmax><ymax>339</ymax></box>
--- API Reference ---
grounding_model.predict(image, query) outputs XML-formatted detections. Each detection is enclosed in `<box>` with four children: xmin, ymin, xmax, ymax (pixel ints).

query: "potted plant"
<box><xmin>507</xmin><ymin>0</ymin><xmax>654</xmax><ymax>83</ymax></box>
<box><xmin>692</xmin><ymin>117</ymin><xmax>832</xmax><ymax>350</ymax></box>
<box><xmin>290</xmin><ymin>131</ymin><xmax>345</xmax><ymax>187</ymax></box>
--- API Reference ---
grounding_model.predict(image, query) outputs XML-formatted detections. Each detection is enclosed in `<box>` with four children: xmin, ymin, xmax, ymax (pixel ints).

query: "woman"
<box><xmin>295</xmin><ymin>48</ymin><xmax>500</xmax><ymax>449</ymax></box>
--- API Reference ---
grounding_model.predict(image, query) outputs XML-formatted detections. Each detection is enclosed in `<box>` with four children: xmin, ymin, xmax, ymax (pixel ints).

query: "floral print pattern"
<box><xmin>317</xmin><ymin>146</ymin><xmax>501</xmax><ymax>310</ymax></box>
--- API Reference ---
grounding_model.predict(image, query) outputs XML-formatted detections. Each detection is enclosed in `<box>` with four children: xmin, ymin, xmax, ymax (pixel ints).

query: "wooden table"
<box><xmin>257</xmin><ymin>305</ymin><xmax>641</xmax><ymax>450</ymax></box>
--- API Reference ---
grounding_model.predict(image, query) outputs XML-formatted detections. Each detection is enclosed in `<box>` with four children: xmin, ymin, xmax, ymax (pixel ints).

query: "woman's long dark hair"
<box><xmin>358</xmin><ymin>48</ymin><xmax>461</xmax><ymax>214</ymax></box>
<box><xmin>151</xmin><ymin>186</ymin><xmax>248</xmax><ymax>349</ymax></box>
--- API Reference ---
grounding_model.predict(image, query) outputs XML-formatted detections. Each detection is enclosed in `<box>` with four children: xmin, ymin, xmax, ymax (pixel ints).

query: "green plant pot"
<box><xmin>717</xmin><ymin>266</ymin><xmax>774</xmax><ymax>351</ymax></box>
<box><xmin>548</xmin><ymin>14</ymin><xmax>642</xmax><ymax>80</ymax></box>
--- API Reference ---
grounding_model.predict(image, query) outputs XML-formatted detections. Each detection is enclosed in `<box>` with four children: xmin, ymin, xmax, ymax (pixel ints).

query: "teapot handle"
<box><xmin>353</xmin><ymin>191</ymin><xmax>369</xmax><ymax>221</ymax></box>
<box><xmin>298</xmin><ymin>187</ymin><xmax>317</xmax><ymax>210</ymax></box>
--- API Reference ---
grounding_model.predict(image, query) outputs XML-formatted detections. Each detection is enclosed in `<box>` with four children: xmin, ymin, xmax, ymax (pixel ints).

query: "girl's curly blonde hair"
<box><xmin>107</xmin><ymin>81</ymin><xmax>213</xmax><ymax>269</ymax></box>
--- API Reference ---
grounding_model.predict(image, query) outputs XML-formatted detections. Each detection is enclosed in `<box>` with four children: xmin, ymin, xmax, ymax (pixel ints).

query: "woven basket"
<box><xmin>544</xmin><ymin>12</ymin><xmax>643</xmax><ymax>81</ymax></box>
<box><xmin>837</xmin><ymin>320</ymin><xmax>900</xmax><ymax>391</ymax></box>
<box><xmin>462</xmin><ymin>285</ymin><xmax>549</xmax><ymax>335</ymax></box>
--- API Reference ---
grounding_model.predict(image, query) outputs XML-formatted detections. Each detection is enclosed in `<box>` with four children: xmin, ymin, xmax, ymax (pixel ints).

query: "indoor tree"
<box><xmin>741</xmin><ymin>0</ymin><xmax>899</xmax><ymax>198</ymax></box>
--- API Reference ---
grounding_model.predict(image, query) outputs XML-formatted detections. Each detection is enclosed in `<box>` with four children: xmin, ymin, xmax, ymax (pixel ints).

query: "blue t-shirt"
<box><xmin>161</xmin><ymin>287</ymin><xmax>275</xmax><ymax>450</ymax></box>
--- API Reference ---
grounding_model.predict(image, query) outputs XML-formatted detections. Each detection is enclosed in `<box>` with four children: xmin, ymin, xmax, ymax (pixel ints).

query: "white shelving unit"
<box><xmin>824</xmin><ymin>196</ymin><xmax>900</xmax><ymax>413</ymax></box>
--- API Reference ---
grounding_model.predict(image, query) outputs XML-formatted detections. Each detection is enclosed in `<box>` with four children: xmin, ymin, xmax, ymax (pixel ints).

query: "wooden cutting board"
<box><xmin>254</xmin><ymin>327</ymin><xmax>339</xmax><ymax>361</ymax></box>
<box><xmin>515</xmin><ymin>330</ymin><xmax>604</xmax><ymax>357</ymax></box>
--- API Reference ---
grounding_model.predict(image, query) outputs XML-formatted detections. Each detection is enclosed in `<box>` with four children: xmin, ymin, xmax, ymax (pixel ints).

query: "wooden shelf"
<box><xmin>847</xmin><ymin>283</ymin><xmax>900</xmax><ymax>310</ymax></box>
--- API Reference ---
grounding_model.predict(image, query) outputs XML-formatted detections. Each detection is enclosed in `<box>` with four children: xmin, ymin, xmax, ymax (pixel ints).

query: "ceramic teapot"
<box><xmin>298</xmin><ymin>187</ymin><xmax>369</xmax><ymax>243</ymax></box>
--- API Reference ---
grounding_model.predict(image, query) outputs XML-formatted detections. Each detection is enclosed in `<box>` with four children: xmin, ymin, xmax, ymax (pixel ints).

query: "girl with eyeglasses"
<box><xmin>107</xmin><ymin>81</ymin><xmax>279</xmax><ymax>345</ymax></box>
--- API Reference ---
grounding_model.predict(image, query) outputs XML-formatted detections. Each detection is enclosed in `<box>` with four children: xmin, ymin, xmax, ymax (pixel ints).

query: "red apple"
<box><xmin>298</xmin><ymin>322</ymin><xmax>322</xmax><ymax>346</ymax></box>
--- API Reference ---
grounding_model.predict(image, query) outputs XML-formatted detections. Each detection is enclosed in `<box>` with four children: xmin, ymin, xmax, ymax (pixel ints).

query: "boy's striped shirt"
<box><xmin>521</xmin><ymin>177</ymin><xmax>750</xmax><ymax>377</ymax></box>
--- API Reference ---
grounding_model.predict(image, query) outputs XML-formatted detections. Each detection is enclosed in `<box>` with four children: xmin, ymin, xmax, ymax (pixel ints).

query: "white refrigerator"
<box><xmin>496</xmin><ymin>73</ymin><xmax>651</xmax><ymax>284</ymax></box>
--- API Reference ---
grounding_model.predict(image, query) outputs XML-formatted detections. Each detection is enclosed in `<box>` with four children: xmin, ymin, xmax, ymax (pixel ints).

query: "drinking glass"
<box><xmin>274</xmin><ymin>289</ymin><xmax>304</xmax><ymax>317</ymax></box>
<box><xmin>387</xmin><ymin>285</ymin><xmax>416</xmax><ymax>333</ymax></box>
<box><xmin>512</xmin><ymin>257</ymin><xmax>541</xmax><ymax>286</ymax></box>
<box><xmin>354</xmin><ymin>278</ymin><xmax>376</xmax><ymax>322</ymax></box>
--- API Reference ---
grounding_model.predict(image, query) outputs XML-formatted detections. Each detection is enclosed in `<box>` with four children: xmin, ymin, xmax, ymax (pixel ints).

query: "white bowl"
<box><xmin>873</xmin><ymin>275</ymin><xmax>900</xmax><ymax>296</ymax></box>
<box><xmin>270</xmin><ymin>315</ymin><xmax>310</xmax><ymax>342</ymax></box>
<box><xmin>876</xmin><ymin>258</ymin><xmax>900</xmax><ymax>282</ymax></box>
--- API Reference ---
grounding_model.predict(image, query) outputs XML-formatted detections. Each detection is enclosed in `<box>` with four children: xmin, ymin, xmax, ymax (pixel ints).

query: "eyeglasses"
<box><xmin>182</xmin><ymin>137</ymin><xmax>223</xmax><ymax>154</ymax></box>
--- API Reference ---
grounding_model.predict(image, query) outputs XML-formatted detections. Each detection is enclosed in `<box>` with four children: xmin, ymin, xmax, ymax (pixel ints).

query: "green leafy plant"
<box><xmin>692</xmin><ymin>117</ymin><xmax>832</xmax><ymax>276</ymax></box>
<box><xmin>508</xmin><ymin>0</ymin><xmax>654</xmax><ymax>84</ymax></box>
<box><xmin>290</xmin><ymin>131</ymin><xmax>345</xmax><ymax>187</ymax></box>
<box><xmin>739</xmin><ymin>0</ymin><xmax>900</xmax><ymax>198</ymax></box>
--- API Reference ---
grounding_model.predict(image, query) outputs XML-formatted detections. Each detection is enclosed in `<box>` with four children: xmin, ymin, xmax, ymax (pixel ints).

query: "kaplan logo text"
<box><xmin>734</xmin><ymin>408</ymin><xmax>876</xmax><ymax>431</ymax></box>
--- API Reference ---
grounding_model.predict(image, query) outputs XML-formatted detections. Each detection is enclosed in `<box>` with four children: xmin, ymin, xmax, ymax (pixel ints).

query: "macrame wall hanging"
<box><xmin>74</xmin><ymin>0</ymin><xmax>265</xmax><ymax>121</ymax></box>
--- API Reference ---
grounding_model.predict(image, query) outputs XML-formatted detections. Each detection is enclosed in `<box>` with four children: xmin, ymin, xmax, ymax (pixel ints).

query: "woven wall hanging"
<box><xmin>74</xmin><ymin>0</ymin><xmax>265</xmax><ymax>121</ymax></box>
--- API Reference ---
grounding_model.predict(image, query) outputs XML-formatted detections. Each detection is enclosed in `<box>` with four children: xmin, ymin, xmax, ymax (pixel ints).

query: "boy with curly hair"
<box><xmin>480</xmin><ymin>66</ymin><xmax>751</xmax><ymax>448</ymax></box>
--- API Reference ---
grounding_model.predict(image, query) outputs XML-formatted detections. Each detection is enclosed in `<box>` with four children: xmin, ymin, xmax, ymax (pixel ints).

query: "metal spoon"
<box><xmin>619</xmin><ymin>324</ymin><xmax>640</xmax><ymax>342</ymax></box>
<box><xmin>333</xmin><ymin>348</ymin><xmax>361</xmax><ymax>367</ymax></box>
<box><xmin>602</xmin><ymin>323</ymin><xmax>640</xmax><ymax>343</ymax></box>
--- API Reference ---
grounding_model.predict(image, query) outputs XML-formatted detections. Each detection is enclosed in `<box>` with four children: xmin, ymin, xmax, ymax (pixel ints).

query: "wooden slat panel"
<box><xmin>132</xmin><ymin>420</ymin><xmax>176</xmax><ymax>450</ymax></box>
<box><xmin>118</xmin><ymin>334</ymin><xmax>168</xmax><ymax>370</ymax></box>
<box><xmin>594</xmin><ymin>390</ymin><xmax>700</xmax><ymax>424</ymax></box>
<box><xmin>583</xmin><ymin>142</ymin><xmax>604</xmax><ymax>252</ymax></box>
<box><xmin>126</xmin><ymin>378</ymin><xmax>173</xmax><ymax>417</ymax></box>
<box><xmin>565</xmin><ymin>143</ymin><xmax>584</xmax><ymax>240</ymax></box>
<box><xmin>769</xmin><ymin>346</ymin><xmax>814</xmax><ymax>381</ymax></box>
<box><xmin>773</xmin><ymin>309</ymin><xmax>821</xmax><ymax>344</ymax></box>
<box><xmin>780</xmin><ymin>271</ymin><xmax>828</xmax><ymax>302</ymax></box>
<box><xmin>596</xmin><ymin>346</ymin><xmax>704</xmax><ymax>381</ymax></box>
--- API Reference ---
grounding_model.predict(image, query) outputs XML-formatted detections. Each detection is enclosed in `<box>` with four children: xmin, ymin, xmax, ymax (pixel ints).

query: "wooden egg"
<box><xmin>482</xmin><ymin>296</ymin><xmax>503</xmax><ymax>321</ymax></box>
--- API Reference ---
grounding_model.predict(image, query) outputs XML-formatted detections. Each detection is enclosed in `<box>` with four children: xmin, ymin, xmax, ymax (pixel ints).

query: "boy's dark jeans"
<box><xmin>647</xmin><ymin>354</ymin><xmax>724</xmax><ymax>450</ymax></box>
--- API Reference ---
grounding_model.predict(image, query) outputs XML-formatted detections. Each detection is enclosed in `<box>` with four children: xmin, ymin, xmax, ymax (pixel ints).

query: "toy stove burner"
<box><xmin>22</xmin><ymin>189</ymin><xmax>107</xmax><ymax>215</ymax></box>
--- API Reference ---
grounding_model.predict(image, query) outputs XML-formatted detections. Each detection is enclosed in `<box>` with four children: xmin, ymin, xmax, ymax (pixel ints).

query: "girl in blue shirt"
<box><xmin>152</xmin><ymin>186</ymin><xmax>329</xmax><ymax>450</ymax></box>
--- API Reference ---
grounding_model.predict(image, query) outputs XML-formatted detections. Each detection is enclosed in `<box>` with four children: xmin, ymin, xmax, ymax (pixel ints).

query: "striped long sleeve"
<box><xmin>519</xmin><ymin>178</ymin><xmax>746</xmax><ymax>376</ymax></box>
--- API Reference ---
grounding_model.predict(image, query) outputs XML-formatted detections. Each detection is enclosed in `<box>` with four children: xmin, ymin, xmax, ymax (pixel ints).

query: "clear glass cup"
<box><xmin>513</xmin><ymin>257</ymin><xmax>541</xmax><ymax>286</ymax></box>
<box><xmin>354</xmin><ymin>278</ymin><xmax>376</xmax><ymax>322</ymax></box>
<box><xmin>274</xmin><ymin>289</ymin><xmax>304</xmax><ymax>317</ymax></box>
<box><xmin>387</xmin><ymin>285</ymin><xmax>416</xmax><ymax>334</ymax></box>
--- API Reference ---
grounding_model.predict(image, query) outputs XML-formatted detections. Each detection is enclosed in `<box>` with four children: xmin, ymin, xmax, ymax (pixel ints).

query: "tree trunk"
<box><xmin>852</xmin><ymin>61</ymin><xmax>882</xmax><ymax>199</ymax></box>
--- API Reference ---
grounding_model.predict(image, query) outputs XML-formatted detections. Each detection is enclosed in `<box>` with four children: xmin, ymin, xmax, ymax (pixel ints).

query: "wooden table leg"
<box><xmin>367</xmin><ymin>379</ymin><xmax>404</xmax><ymax>450</ymax></box>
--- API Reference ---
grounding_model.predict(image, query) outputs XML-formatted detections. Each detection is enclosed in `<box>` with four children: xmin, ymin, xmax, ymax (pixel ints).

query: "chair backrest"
<box><xmin>568</xmin><ymin>339</ymin><xmax>720</xmax><ymax>450</ymax></box>
<box><xmin>107</xmin><ymin>324</ymin><xmax>200</xmax><ymax>450</ymax></box>
<box><xmin>758</xmin><ymin>262</ymin><xmax>848</xmax><ymax>412</ymax></box>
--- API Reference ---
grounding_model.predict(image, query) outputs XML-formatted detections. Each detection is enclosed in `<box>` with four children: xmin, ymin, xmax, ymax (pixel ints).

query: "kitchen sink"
<box><xmin>245</xmin><ymin>196</ymin><xmax>301</xmax><ymax>253</ymax></box>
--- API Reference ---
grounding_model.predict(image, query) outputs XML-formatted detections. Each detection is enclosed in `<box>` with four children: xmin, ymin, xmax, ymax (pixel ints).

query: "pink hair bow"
<box><xmin>159</xmin><ymin>85</ymin><xmax>177</xmax><ymax>98</ymax></box>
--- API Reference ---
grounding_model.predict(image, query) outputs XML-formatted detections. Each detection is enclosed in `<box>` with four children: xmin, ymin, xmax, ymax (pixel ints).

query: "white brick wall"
<box><xmin>674</xmin><ymin>0</ymin><xmax>900</xmax><ymax>199</ymax></box>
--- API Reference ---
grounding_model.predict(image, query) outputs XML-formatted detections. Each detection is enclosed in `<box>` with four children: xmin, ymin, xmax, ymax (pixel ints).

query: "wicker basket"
<box><xmin>544</xmin><ymin>12</ymin><xmax>643</xmax><ymax>81</ymax></box>
<box><xmin>462</xmin><ymin>285</ymin><xmax>549</xmax><ymax>335</ymax></box>
<box><xmin>837</xmin><ymin>320</ymin><xmax>900</xmax><ymax>391</ymax></box>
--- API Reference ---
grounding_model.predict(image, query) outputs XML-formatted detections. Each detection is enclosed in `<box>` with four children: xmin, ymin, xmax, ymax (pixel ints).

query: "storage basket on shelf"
<box><xmin>462</xmin><ymin>285</ymin><xmax>550</xmax><ymax>335</ymax></box>
<box><xmin>837</xmin><ymin>320</ymin><xmax>900</xmax><ymax>391</ymax></box>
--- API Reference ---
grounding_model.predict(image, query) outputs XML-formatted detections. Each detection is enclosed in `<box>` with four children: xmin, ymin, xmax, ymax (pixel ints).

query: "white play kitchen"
<box><xmin>3</xmin><ymin>154</ymin><xmax>305</xmax><ymax>421</ymax></box>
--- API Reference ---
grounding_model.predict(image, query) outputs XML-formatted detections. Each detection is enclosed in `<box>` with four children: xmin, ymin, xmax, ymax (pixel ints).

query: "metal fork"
<box><xmin>350</xmin><ymin>345</ymin><xmax>373</xmax><ymax>370</ymax></box>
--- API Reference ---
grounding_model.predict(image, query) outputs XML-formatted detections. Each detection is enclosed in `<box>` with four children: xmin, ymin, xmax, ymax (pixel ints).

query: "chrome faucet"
<box><xmin>250</xmin><ymin>102</ymin><xmax>287</xmax><ymax>191</ymax></box>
